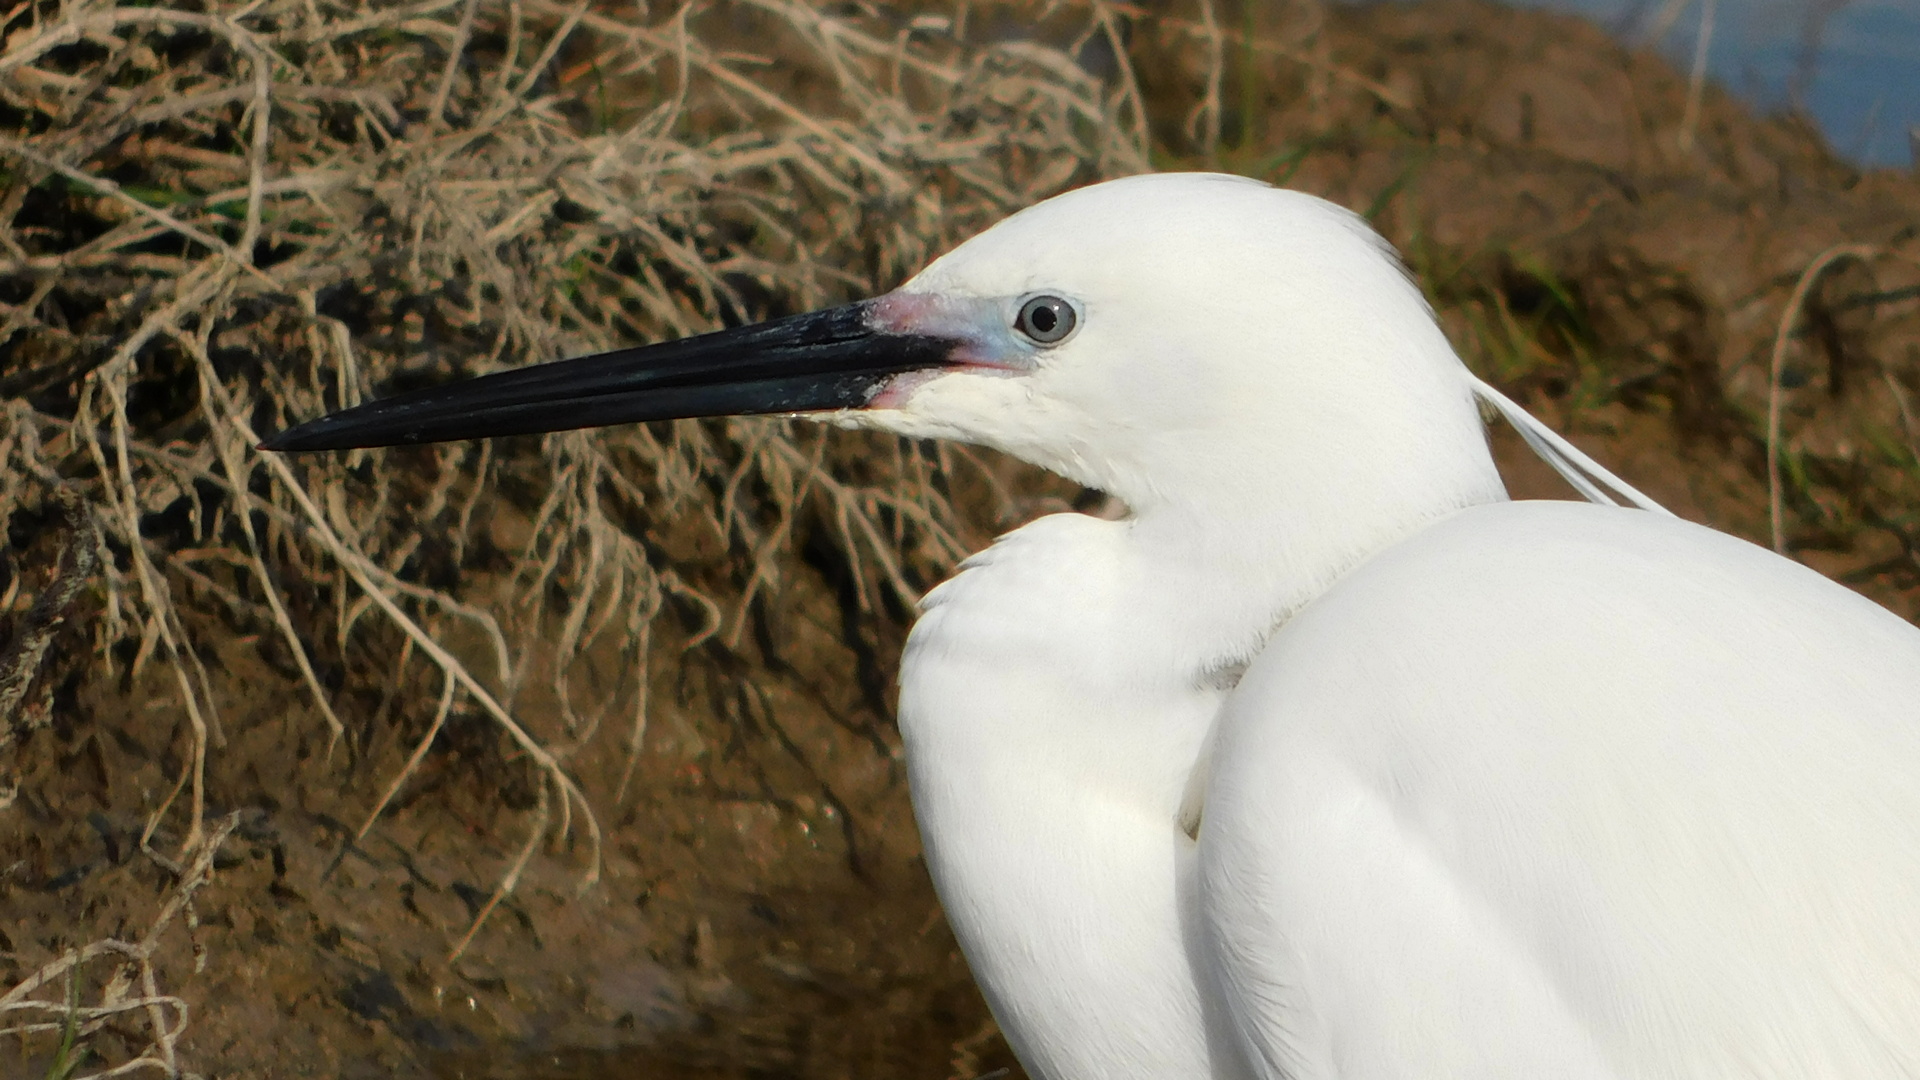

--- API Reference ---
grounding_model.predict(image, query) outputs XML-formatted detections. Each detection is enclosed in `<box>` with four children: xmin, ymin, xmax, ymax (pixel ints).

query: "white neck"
<box><xmin>1114</xmin><ymin>382</ymin><xmax>1510</xmax><ymax>677</ymax></box>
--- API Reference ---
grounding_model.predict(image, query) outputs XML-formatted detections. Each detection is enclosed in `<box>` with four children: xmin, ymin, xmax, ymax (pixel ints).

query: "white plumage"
<box><xmin>269</xmin><ymin>171</ymin><xmax>1920</xmax><ymax>1079</ymax></box>
<box><xmin>1202</xmin><ymin>502</ymin><xmax>1920</xmax><ymax>1078</ymax></box>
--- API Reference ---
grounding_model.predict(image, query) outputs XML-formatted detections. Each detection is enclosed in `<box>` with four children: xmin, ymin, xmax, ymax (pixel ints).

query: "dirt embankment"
<box><xmin>1</xmin><ymin>0</ymin><xmax>1916</xmax><ymax>1077</ymax></box>
<box><xmin>1152</xmin><ymin>0</ymin><xmax>1920</xmax><ymax>595</ymax></box>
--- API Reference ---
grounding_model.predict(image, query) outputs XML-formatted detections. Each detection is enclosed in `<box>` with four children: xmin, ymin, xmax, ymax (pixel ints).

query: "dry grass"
<box><xmin>0</xmin><ymin>0</ymin><xmax>1143</xmax><ymax>1071</ymax></box>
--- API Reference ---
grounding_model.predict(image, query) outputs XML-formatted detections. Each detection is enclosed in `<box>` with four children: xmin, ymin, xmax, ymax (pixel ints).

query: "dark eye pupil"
<box><xmin>1018</xmin><ymin>296</ymin><xmax>1075</xmax><ymax>343</ymax></box>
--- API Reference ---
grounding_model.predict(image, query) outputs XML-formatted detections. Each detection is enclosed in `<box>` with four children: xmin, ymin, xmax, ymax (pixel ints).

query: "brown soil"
<box><xmin>4</xmin><ymin>1</ymin><xmax>1918</xmax><ymax>1078</ymax></box>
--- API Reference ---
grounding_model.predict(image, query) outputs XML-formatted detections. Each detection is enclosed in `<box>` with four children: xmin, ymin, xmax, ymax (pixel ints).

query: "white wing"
<box><xmin>1199</xmin><ymin>500</ymin><xmax>1920</xmax><ymax>1079</ymax></box>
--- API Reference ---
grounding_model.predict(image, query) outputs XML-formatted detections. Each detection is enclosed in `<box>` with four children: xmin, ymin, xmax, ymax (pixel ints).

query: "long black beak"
<box><xmin>260</xmin><ymin>300</ymin><xmax>957</xmax><ymax>452</ymax></box>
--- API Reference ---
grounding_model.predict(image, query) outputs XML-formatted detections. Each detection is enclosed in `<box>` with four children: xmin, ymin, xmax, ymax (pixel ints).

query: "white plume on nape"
<box><xmin>1468</xmin><ymin>374</ymin><xmax>1673</xmax><ymax>516</ymax></box>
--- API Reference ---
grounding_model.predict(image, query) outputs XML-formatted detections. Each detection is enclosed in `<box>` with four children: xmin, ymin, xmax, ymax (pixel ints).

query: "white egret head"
<box><xmin>848</xmin><ymin>173</ymin><xmax>1497</xmax><ymax>518</ymax></box>
<box><xmin>265</xmin><ymin>172</ymin><xmax>1505</xmax><ymax>545</ymax></box>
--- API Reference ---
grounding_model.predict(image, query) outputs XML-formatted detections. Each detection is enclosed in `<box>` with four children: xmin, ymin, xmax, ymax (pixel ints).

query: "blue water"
<box><xmin>1502</xmin><ymin>0</ymin><xmax>1918</xmax><ymax>167</ymax></box>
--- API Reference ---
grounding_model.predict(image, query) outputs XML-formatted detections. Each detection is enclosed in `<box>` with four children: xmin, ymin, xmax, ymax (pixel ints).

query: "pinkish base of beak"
<box><xmin>863</xmin><ymin>291</ymin><xmax>1028</xmax><ymax>410</ymax></box>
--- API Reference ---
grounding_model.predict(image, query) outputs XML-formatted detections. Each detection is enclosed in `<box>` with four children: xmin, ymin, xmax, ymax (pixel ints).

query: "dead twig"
<box><xmin>1767</xmin><ymin>242</ymin><xmax>1880</xmax><ymax>553</ymax></box>
<box><xmin>0</xmin><ymin>486</ymin><xmax>98</xmax><ymax>738</ymax></box>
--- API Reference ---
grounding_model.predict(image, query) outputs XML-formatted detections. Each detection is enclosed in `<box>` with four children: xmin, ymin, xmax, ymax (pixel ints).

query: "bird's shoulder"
<box><xmin>926</xmin><ymin>511</ymin><xmax>1125</xmax><ymax>608</ymax></box>
<box><xmin>908</xmin><ymin>512</ymin><xmax>1143</xmax><ymax>677</ymax></box>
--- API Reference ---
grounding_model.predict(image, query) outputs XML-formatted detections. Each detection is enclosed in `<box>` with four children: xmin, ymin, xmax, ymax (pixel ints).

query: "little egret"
<box><xmin>267</xmin><ymin>173</ymin><xmax>1920</xmax><ymax>1079</ymax></box>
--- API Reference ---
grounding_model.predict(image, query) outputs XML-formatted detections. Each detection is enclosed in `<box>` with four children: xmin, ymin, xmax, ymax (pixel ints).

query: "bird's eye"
<box><xmin>1015</xmin><ymin>295</ymin><xmax>1077</xmax><ymax>345</ymax></box>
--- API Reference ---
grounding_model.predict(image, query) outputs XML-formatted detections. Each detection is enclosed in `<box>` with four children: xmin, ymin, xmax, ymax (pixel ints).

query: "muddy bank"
<box><xmin>3</xmin><ymin>0</ymin><xmax>1918</xmax><ymax>1077</ymax></box>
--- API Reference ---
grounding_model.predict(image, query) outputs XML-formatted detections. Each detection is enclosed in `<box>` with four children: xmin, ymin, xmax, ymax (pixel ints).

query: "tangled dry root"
<box><xmin>0</xmin><ymin>0</ymin><xmax>1143</xmax><ymax>1069</ymax></box>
